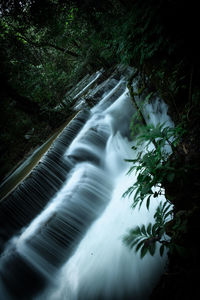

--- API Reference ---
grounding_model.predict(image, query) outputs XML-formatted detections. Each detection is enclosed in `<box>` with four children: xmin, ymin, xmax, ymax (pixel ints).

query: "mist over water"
<box><xmin>0</xmin><ymin>71</ymin><xmax>172</xmax><ymax>300</ymax></box>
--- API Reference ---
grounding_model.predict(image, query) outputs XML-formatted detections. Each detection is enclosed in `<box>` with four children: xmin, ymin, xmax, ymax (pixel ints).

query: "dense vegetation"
<box><xmin>1</xmin><ymin>0</ymin><xmax>199</xmax><ymax>179</ymax></box>
<box><xmin>1</xmin><ymin>0</ymin><xmax>200</xmax><ymax>298</ymax></box>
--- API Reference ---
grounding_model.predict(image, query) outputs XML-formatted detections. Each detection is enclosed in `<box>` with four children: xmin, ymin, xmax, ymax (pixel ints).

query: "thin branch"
<box><xmin>127</xmin><ymin>70</ymin><xmax>146</xmax><ymax>126</ymax></box>
<box><xmin>15</xmin><ymin>32</ymin><xmax>80</xmax><ymax>57</ymax></box>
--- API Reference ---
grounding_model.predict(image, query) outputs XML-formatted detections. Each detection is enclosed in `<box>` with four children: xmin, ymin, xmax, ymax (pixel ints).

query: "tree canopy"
<box><xmin>0</xmin><ymin>0</ymin><xmax>200</xmax><ymax>179</ymax></box>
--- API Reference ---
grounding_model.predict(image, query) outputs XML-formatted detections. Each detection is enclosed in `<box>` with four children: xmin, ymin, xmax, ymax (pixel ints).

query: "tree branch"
<box><xmin>127</xmin><ymin>70</ymin><xmax>147</xmax><ymax>126</ymax></box>
<box><xmin>16</xmin><ymin>33</ymin><xmax>79</xmax><ymax>57</ymax></box>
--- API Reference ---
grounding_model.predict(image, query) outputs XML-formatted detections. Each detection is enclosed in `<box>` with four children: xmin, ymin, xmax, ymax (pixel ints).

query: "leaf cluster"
<box><xmin>123</xmin><ymin>120</ymin><xmax>190</xmax><ymax>259</ymax></box>
<box><xmin>123</xmin><ymin>201</ymin><xmax>173</xmax><ymax>258</ymax></box>
<box><xmin>123</xmin><ymin>122</ymin><xmax>185</xmax><ymax>209</ymax></box>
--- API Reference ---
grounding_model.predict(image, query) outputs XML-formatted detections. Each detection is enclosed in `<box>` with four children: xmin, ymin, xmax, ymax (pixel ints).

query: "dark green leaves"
<box><xmin>122</xmin><ymin>122</ymin><xmax>187</xmax><ymax>260</ymax></box>
<box><xmin>146</xmin><ymin>195</ymin><xmax>151</xmax><ymax>210</ymax></box>
<box><xmin>141</xmin><ymin>245</ymin><xmax>148</xmax><ymax>258</ymax></box>
<box><xmin>123</xmin><ymin>201</ymin><xmax>173</xmax><ymax>258</ymax></box>
<box><xmin>159</xmin><ymin>244</ymin><xmax>165</xmax><ymax>256</ymax></box>
<box><xmin>123</xmin><ymin>122</ymin><xmax>184</xmax><ymax>210</ymax></box>
<box><xmin>123</xmin><ymin>222</ymin><xmax>159</xmax><ymax>258</ymax></box>
<box><xmin>154</xmin><ymin>201</ymin><xmax>173</xmax><ymax>228</ymax></box>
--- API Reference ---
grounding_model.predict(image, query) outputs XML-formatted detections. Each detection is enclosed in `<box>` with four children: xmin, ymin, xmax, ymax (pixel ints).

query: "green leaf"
<box><xmin>146</xmin><ymin>195</ymin><xmax>151</xmax><ymax>210</ymax></box>
<box><xmin>130</xmin><ymin>238</ymin><xmax>141</xmax><ymax>249</ymax></box>
<box><xmin>124</xmin><ymin>159</ymin><xmax>137</xmax><ymax>163</ymax></box>
<box><xmin>149</xmin><ymin>242</ymin><xmax>156</xmax><ymax>256</ymax></box>
<box><xmin>163</xmin><ymin>204</ymin><xmax>171</xmax><ymax>216</ymax></box>
<box><xmin>164</xmin><ymin>210</ymin><xmax>173</xmax><ymax>220</ymax></box>
<box><xmin>134</xmin><ymin>226</ymin><xmax>141</xmax><ymax>235</ymax></box>
<box><xmin>135</xmin><ymin>240</ymin><xmax>145</xmax><ymax>252</ymax></box>
<box><xmin>147</xmin><ymin>223</ymin><xmax>152</xmax><ymax>235</ymax></box>
<box><xmin>126</xmin><ymin>166</ymin><xmax>136</xmax><ymax>175</ymax></box>
<box><xmin>141</xmin><ymin>225</ymin><xmax>147</xmax><ymax>235</ymax></box>
<box><xmin>123</xmin><ymin>232</ymin><xmax>141</xmax><ymax>248</ymax></box>
<box><xmin>140</xmin><ymin>245</ymin><xmax>148</xmax><ymax>258</ymax></box>
<box><xmin>153</xmin><ymin>192</ymin><xmax>158</xmax><ymax>198</ymax></box>
<box><xmin>139</xmin><ymin>200</ymin><xmax>143</xmax><ymax>210</ymax></box>
<box><xmin>131</xmin><ymin>146</ymin><xmax>138</xmax><ymax>150</ymax></box>
<box><xmin>162</xmin><ymin>201</ymin><xmax>168</xmax><ymax>212</ymax></box>
<box><xmin>152</xmin><ymin>223</ymin><xmax>158</xmax><ymax>236</ymax></box>
<box><xmin>159</xmin><ymin>244</ymin><xmax>165</xmax><ymax>256</ymax></box>
<box><xmin>122</xmin><ymin>186</ymin><xmax>136</xmax><ymax>198</ymax></box>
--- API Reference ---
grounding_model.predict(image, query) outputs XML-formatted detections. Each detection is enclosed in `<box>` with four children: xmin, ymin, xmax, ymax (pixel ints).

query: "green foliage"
<box><xmin>123</xmin><ymin>201</ymin><xmax>173</xmax><ymax>258</ymax></box>
<box><xmin>129</xmin><ymin>91</ymin><xmax>155</xmax><ymax>137</ymax></box>
<box><xmin>123</xmin><ymin>122</ymin><xmax>185</xmax><ymax>209</ymax></box>
<box><xmin>105</xmin><ymin>2</ymin><xmax>169</xmax><ymax>65</ymax></box>
<box><xmin>0</xmin><ymin>0</ymin><xmax>108</xmax><ymax>180</ymax></box>
<box><xmin>123</xmin><ymin>120</ymin><xmax>191</xmax><ymax>258</ymax></box>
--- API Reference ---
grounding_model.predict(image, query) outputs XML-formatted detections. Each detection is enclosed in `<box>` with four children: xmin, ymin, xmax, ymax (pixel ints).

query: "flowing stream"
<box><xmin>0</xmin><ymin>69</ymin><xmax>172</xmax><ymax>299</ymax></box>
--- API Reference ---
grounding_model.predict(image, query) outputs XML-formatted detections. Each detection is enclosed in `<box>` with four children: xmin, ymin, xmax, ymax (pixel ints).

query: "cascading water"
<box><xmin>0</xmin><ymin>111</ymin><xmax>89</xmax><ymax>254</ymax></box>
<box><xmin>0</xmin><ymin>69</ymin><xmax>172</xmax><ymax>300</ymax></box>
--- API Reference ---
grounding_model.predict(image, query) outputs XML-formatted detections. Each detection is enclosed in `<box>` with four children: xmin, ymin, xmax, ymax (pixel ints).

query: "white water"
<box><xmin>36</xmin><ymin>90</ymin><xmax>170</xmax><ymax>299</ymax></box>
<box><xmin>37</xmin><ymin>150</ymin><xmax>166</xmax><ymax>300</ymax></box>
<box><xmin>0</xmin><ymin>74</ymin><xmax>173</xmax><ymax>299</ymax></box>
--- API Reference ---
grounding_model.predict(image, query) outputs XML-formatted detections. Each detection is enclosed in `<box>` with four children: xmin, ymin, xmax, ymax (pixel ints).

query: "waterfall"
<box><xmin>0</xmin><ymin>111</ymin><xmax>89</xmax><ymax>253</ymax></box>
<box><xmin>0</xmin><ymin>68</ymin><xmax>172</xmax><ymax>300</ymax></box>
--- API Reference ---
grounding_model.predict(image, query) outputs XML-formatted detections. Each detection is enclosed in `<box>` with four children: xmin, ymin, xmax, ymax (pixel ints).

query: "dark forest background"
<box><xmin>1</xmin><ymin>0</ymin><xmax>199</xmax><ymax>181</ymax></box>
